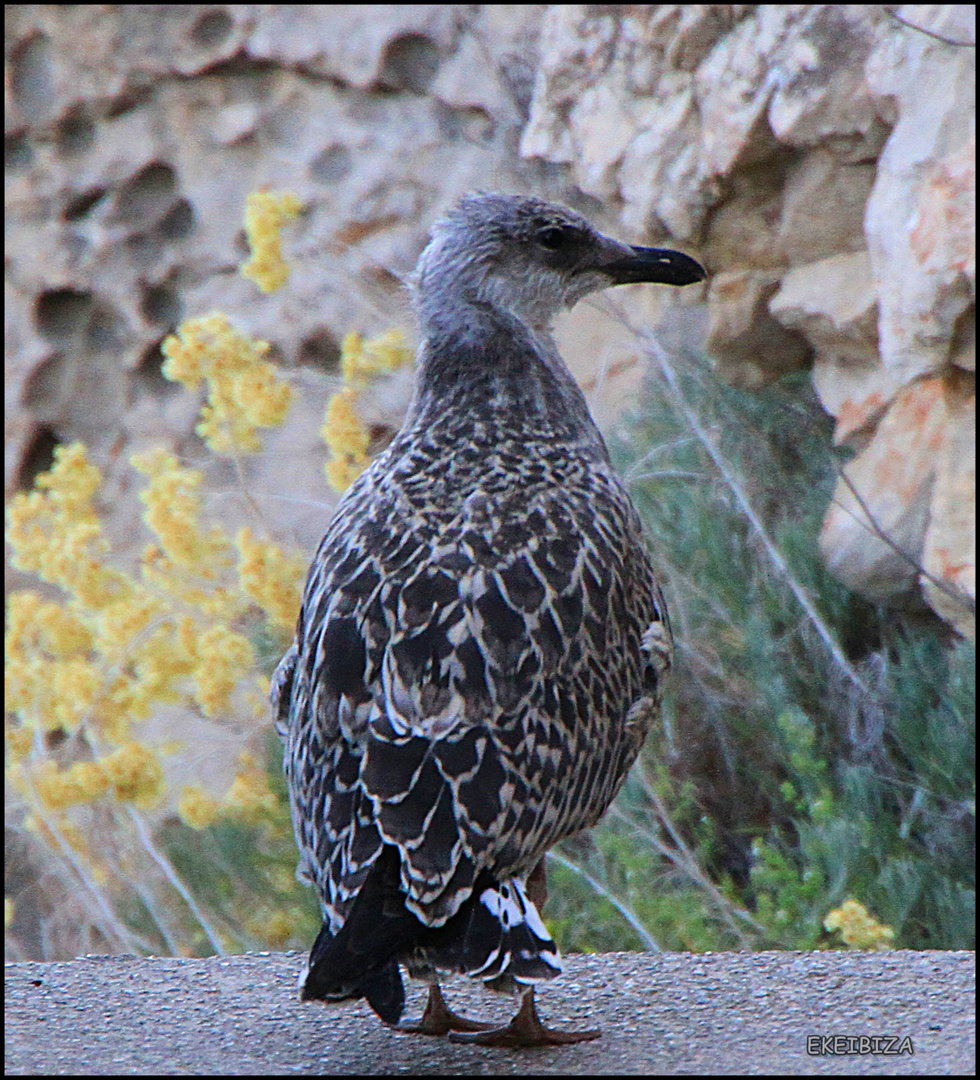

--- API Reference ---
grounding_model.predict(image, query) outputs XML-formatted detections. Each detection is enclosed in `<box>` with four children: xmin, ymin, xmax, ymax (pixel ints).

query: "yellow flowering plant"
<box><xmin>824</xmin><ymin>899</ymin><xmax>895</xmax><ymax>950</ymax></box>
<box><xmin>6</xmin><ymin>188</ymin><xmax>419</xmax><ymax>960</ymax></box>
<box><xmin>322</xmin><ymin>329</ymin><xmax>412</xmax><ymax>491</ymax></box>
<box><xmin>5</xmin><ymin>430</ymin><xmax>305</xmax><ymax>955</ymax></box>
<box><xmin>240</xmin><ymin>189</ymin><xmax>303</xmax><ymax>293</ymax></box>
<box><xmin>6</xmin><ymin>191</ymin><xmax>339</xmax><ymax>959</ymax></box>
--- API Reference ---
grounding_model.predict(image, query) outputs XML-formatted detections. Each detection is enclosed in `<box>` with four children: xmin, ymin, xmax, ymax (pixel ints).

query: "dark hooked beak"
<box><xmin>602</xmin><ymin>244</ymin><xmax>707</xmax><ymax>287</ymax></box>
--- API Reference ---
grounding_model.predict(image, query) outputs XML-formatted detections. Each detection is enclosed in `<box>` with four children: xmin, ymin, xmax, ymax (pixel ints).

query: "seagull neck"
<box><xmin>407</xmin><ymin>303</ymin><xmax>607</xmax><ymax>454</ymax></box>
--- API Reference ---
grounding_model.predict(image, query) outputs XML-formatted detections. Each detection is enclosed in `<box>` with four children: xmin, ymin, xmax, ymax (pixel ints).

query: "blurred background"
<box><xmin>5</xmin><ymin>5</ymin><xmax>974</xmax><ymax>963</ymax></box>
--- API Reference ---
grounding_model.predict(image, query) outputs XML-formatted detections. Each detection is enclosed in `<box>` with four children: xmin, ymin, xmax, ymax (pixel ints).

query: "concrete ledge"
<box><xmin>5</xmin><ymin>950</ymin><xmax>975</xmax><ymax>1074</ymax></box>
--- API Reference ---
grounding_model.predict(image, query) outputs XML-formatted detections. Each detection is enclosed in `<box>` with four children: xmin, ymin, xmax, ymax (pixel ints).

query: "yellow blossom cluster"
<box><xmin>162</xmin><ymin>314</ymin><xmax>294</xmax><ymax>455</ymax></box>
<box><xmin>33</xmin><ymin>759</ymin><xmax>110</xmax><ymax>809</ymax></box>
<box><xmin>5</xmin><ymin>437</ymin><xmax>303</xmax><ymax>876</ymax></box>
<box><xmin>222</xmin><ymin>752</ymin><xmax>279</xmax><ymax>824</ymax></box>
<box><xmin>323</xmin><ymin>386</ymin><xmax>372</xmax><ymax>491</ymax></box>
<box><xmin>6</xmin><ymin>592</ymin><xmax>95</xmax><ymax>733</ymax></box>
<box><xmin>30</xmin><ymin>745</ymin><xmax>165</xmax><ymax>811</ymax></box>
<box><xmin>101</xmin><ymin>742</ymin><xmax>167</xmax><ymax>806</ymax></box>
<box><xmin>177</xmin><ymin>785</ymin><xmax>221</xmax><ymax>830</ymax></box>
<box><xmin>6</xmin><ymin>442</ymin><xmax>131</xmax><ymax>608</ymax></box>
<box><xmin>133</xmin><ymin>446</ymin><xmax>234</xmax><ymax>581</ymax></box>
<box><xmin>240</xmin><ymin>189</ymin><xmax>303</xmax><ymax>293</ymax></box>
<box><xmin>193</xmin><ymin>625</ymin><xmax>256</xmax><ymax>717</ymax></box>
<box><xmin>824</xmin><ymin>899</ymin><xmax>895</xmax><ymax>949</ymax></box>
<box><xmin>323</xmin><ymin>329</ymin><xmax>412</xmax><ymax>491</ymax></box>
<box><xmin>235</xmin><ymin>527</ymin><xmax>306</xmax><ymax>631</ymax></box>
<box><xmin>340</xmin><ymin>328</ymin><xmax>412</xmax><ymax>384</ymax></box>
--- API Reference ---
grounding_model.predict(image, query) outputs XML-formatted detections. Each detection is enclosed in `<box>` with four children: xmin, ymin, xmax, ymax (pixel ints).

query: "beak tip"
<box><xmin>605</xmin><ymin>245</ymin><xmax>707</xmax><ymax>287</ymax></box>
<box><xmin>641</xmin><ymin>247</ymin><xmax>707</xmax><ymax>287</ymax></box>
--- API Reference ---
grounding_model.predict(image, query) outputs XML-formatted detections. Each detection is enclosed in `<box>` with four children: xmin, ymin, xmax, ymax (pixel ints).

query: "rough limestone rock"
<box><xmin>507</xmin><ymin>3</ymin><xmax>977</xmax><ymax>636</ymax></box>
<box><xmin>4</xmin><ymin>5</ymin><xmax>975</xmax><ymax>635</ymax></box>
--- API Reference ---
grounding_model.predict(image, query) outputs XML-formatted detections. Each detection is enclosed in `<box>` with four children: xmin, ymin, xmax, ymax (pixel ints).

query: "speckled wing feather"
<box><xmin>273</xmin><ymin>367</ymin><xmax>672</xmax><ymax>945</ymax></box>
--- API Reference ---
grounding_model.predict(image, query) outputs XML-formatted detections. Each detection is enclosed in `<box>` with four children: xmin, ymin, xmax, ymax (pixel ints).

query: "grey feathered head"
<box><xmin>411</xmin><ymin>193</ymin><xmax>705</xmax><ymax>332</ymax></box>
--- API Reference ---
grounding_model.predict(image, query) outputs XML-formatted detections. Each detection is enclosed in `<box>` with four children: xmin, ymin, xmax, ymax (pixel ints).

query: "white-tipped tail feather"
<box><xmin>462</xmin><ymin>877</ymin><xmax>562</xmax><ymax>984</ymax></box>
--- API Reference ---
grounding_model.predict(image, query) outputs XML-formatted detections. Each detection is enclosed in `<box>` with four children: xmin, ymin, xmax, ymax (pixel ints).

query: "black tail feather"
<box><xmin>360</xmin><ymin>959</ymin><xmax>405</xmax><ymax>1025</ymax></box>
<box><xmin>405</xmin><ymin>876</ymin><xmax>562</xmax><ymax>987</ymax></box>
<box><xmin>300</xmin><ymin>847</ymin><xmax>422</xmax><ymax>1023</ymax></box>
<box><xmin>300</xmin><ymin>846</ymin><xmax>561</xmax><ymax>1025</ymax></box>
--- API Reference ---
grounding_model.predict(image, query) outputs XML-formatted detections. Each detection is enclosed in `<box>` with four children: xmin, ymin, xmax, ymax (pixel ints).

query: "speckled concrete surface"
<box><xmin>5</xmin><ymin>950</ymin><xmax>974</xmax><ymax>1075</ymax></box>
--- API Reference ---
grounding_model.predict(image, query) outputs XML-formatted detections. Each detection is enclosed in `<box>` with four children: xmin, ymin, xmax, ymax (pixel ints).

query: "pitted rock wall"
<box><xmin>5</xmin><ymin>5</ymin><xmax>975</xmax><ymax>636</ymax></box>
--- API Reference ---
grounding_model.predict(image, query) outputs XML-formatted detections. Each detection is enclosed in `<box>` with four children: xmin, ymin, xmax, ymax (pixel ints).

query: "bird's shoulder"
<box><xmin>280</xmin><ymin>438</ymin><xmax>659</xmax><ymax>743</ymax></box>
<box><xmin>301</xmin><ymin>439</ymin><xmax>648</xmax><ymax>632</ymax></box>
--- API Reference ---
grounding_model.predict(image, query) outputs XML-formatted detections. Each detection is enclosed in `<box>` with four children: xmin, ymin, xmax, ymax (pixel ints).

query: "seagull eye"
<box><xmin>536</xmin><ymin>226</ymin><xmax>572</xmax><ymax>251</ymax></box>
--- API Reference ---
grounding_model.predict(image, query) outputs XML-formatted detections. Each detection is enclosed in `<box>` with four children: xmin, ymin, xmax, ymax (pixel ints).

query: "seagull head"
<box><xmin>411</xmin><ymin>192</ymin><xmax>706</xmax><ymax>333</ymax></box>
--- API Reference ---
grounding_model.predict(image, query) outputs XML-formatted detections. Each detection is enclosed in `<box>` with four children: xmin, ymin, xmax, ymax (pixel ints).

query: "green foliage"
<box><xmin>549</xmin><ymin>346</ymin><xmax>975</xmax><ymax>956</ymax></box>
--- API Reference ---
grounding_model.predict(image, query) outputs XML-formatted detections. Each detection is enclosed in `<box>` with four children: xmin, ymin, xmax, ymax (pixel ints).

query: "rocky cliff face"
<box><xmin>5</xmin><ymin>5</ymin><xmax>974</xmax><ymax>636</ymax></box>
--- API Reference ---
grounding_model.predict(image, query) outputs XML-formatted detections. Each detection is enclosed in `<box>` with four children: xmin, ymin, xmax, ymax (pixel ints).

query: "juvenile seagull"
<box><xmin>273</xmin><ymin>193</ymin><xmax>705</xmax><ymax>1047</ymax></box>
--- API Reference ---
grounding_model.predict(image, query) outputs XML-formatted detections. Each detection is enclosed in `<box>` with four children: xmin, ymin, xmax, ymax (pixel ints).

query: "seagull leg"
<box><xmin>393</xmin><ymin>982</ymin><xmax>497</xmax><ymax>1036</ymax></box>
<box><xmin>526</xmin><ymin>856</ymin><xmax>548</xmax><ymax>908</ymax></box>
<box><xmin>447</xmin><ymin>986</ymin><xmax>600</xmax><ymax>1047</ymax></box>
<box><xmin>448</xmin><ymin>859</ymin><xmax>599</xmax><ymax>1046</ymax></box>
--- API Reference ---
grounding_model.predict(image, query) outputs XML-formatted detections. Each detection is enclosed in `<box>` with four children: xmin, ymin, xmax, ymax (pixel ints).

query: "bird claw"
<box><xmin>446</xmin><ymin>988</ymin><xmax>601</xmax><ymax>1048</ymax></box>
<box><xmin>448</xmin><ymin>1023</ymin><xmax>601</xmax><ymax>1048</ymax></box>
<box><xmin>391</xmin><ymin>984</ymin><xmax>498</xmax><ymax>1036</ymax></box>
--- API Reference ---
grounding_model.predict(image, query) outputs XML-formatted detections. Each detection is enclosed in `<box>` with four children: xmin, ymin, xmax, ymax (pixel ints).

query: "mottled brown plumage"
<box><xmin>272</xmin><ymin>193</ymin><xmax>705</xmax><ymax>1045</ymax></box>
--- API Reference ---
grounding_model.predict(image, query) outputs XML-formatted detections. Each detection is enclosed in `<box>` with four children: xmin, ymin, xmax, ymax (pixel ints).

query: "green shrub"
<box><xmin>550</xmin><ymin>343</ymin><xmax>975</xmax><ymax>954</ymax></box>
